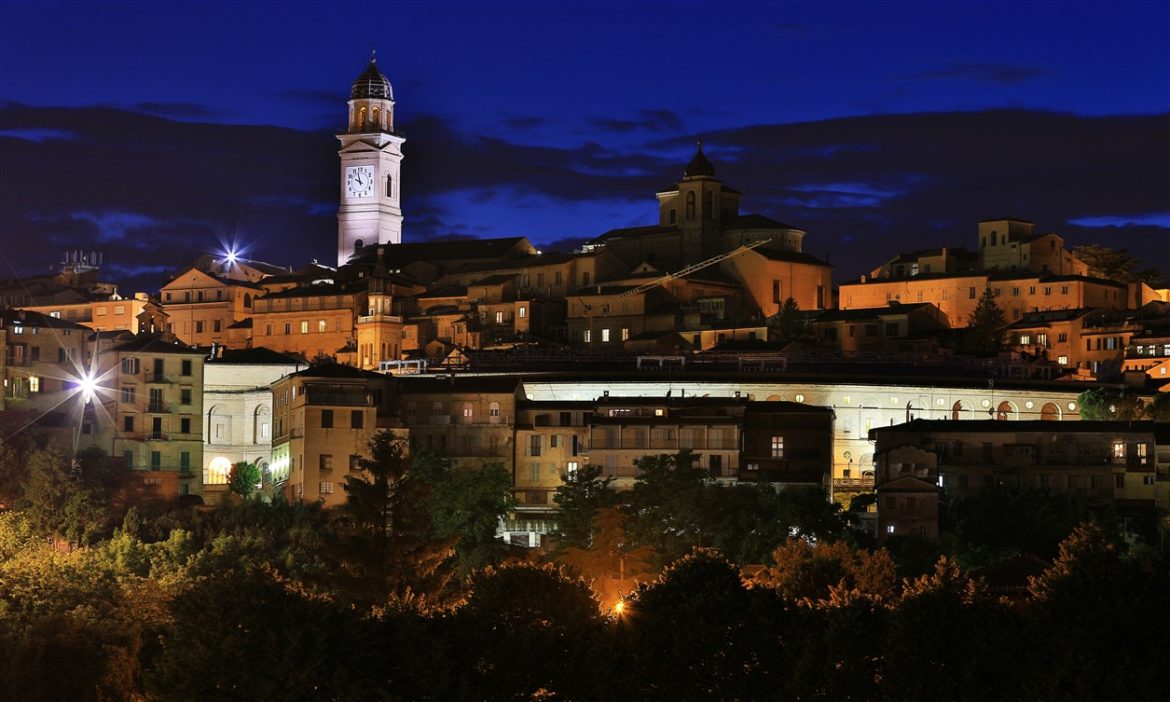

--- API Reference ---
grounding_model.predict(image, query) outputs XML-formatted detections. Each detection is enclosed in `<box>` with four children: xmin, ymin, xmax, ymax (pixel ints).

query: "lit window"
<box><xmin>1058</xmin><ymin>355</ymin><xmax>1069</xmax><ymax>365</ymax></box>
<box><xmin>318</xmin><ymin>319</ymin><xmax>327</xmax><ymax>333</ymax></box>
<box><xmin>771</xmin><ymin>435</ymin><xmax>784</xmax><ymax>458</ymax></box>
<box><xmin>566</xmin><ymin>461</ymin><xmax>579</xmax><ymax>481</ymax></box>
<box><xmin>320</xmin><ymin>481</ymin><xmax>334</xmax><ymax>495</ymax></box>
<box><xmin>29</xmin><ymin>377</ymin><xmax>40</xmax><ymax>393</ymax></box>
<box><xmin>463</xmin><ymin>404</ymin><xmax>473</xmax><ymax>417</ymax></box>
<box><xmin>583</xmin><ymin>329</ymin><xmax>591</xmax><ymax>343</ymax></box>
<box><xmin>621</xmin><ymin>328</ymin><xmax>630</xmax><ymax>341</ymax></box>
<box><xmin>300</xmin><ymin>321</ymin><xmax>309</xmax><ymax>334</ymax></box>
<box><xmin>602</xmin><ymin>328</ymin><xmax>610</xmax><ymax>342</ymax></box>
<box><xmin>495</xmin><ymin>311</ymin><xmax>504</xmax><ymax>324</ymax></box>
<box><xmin>795</xmin><ymin>394</ymin><xmax>805</xmax><ymax>403</ymax></box>
<box><xmin>518</xmin><ymin>306</ymin><xmax>526</xmax><ymax>319</ymax></box>
<box><xmin>204</xmin><ymin>456</ymin><xmax>232</xmax><ymax>485</ymax></box>
<box><xmin>1112</xmin><ymin>441</ymin><xmax>1125</xmax><ymax>459</ymax></box>
<box><xmin>746</xmin><ymin>463</ymin><xmax>759</xmax><ymax>471</ymax></box>
<box><xmin>886</xmin><ymin>525</ymin><xmax>896</xmax><ymax>534</ymax></box>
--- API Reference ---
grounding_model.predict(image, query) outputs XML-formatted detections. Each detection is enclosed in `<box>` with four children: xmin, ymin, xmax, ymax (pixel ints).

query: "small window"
<box><xmin>321</xmin><ymin>409</ymin><xmax>334</xmax><ymax>429</ymax></box>
<box><xmin>771</xmin><ymin>435</ymin><xmax>784</xmax><ymax>457</ymax></box>
<box><xmin>300</xmin><ymin>321</ymin><xmax>309</xmax><ymax>334</ymax></box>
<box><xmin>181</xmin><ymin>359</ymin><xmax>192</xmax><ymax>376</ymax></box>
<box><xmin>351</xmin><ymin>410</ymin><xmax>364</xmax><ymax>429</ymax></box>
<box><xmin>320</xmin><ymin>481</ymin><xmax>334</xmax><ymax>495</ymax></box>
<box><xmin>530</xmin><ymin>435</ymin><xmax>542</xmax><ymax>457</ymax></box>
<box><xmin>320</xmin><ymin>454</ymin><xmax>334</xmax><ymax>471</ymax></box>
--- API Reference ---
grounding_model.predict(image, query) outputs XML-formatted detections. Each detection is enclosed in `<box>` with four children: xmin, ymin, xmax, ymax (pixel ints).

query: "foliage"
<box><xmin>1072</xmin><ymin>244</ymin><xmax>1162</xmax><ymax>285</ymax></box>
<box><xmin>1149</xmin><ymin>391</ymin><xmax>1170</xmax><ymax>421</ymax></box>
<box><xmin>146</xmin><ymin>568</ymin><xmax>388</xmax><ymax>702</ymax></box>
<box><xmin>1025</xmin><ymin>523</ymin><xmax>1170</xmax><ymax>700</ymax></box>
<box><xmin>556</xmin><ymin>506</ymin><xmax>655</xmax><ymax>606</ymax></box>
<box><xmin>1076</xmin><ymin>386</ymin><xmax>1147</xmax><ymax>420</ymax></box>
<box><xmin>624</xmin><ymin>451</ymin><xmax>847</xmax><ymax>567</ymax></box>
<box><xmin>452</xmin><ymin>563</ymin><xmax>604</xmax><ymax>700</ymax></box>
<box><xmin>759</xmin><ymin>538</ymin><xmax>898</xmax><ymax>603</ymax></box>
<box><xmin>20</xmin><ymin>444</ymin><xmax>109</xmax><ymax>547</ymax></box>
<box><xmin>227</xmin><ymin>460</ymin><xmax>262</xmax><ymax>500</ymax></box>
<box><xmin>414</xmin><ymin>452</ymin><xmax>514</xmax><ymax>577</ymax></box>
<box><xmin>964</xmin><ymin>286</ymin><xmax>1007</xmax><ymax>354</ymax></box>
<box><xmin>772</xmin><ymin>296</ymin><xmax>808</xmax><ymax>340</ymax></box>
<box><xmin>942</xmin><ymin>483</ymin><xmax>1107</xmax><ymax>558</ymax></box>
<box><xmin>550</xmin><ymin>462</ymin><xmax>616</xmax><ymax>549</ymax></box>
<box><xmin>342</xmin><ymin>432</ymin><xmax>454</xmax><ymax>607</ymax></box>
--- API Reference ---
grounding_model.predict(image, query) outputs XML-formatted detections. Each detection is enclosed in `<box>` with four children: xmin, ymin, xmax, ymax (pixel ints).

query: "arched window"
<box><xmin>386</xmin><ymin>174</ymin><xmax>394</xmax><ymax>198</ymax></box>
<box><xmin>1040</xmin><ymin>402</ymin><xmax>1061</xmax><ymax>421</ymax></box>
<box><xmin>243</xmin><ymin>293</ymin><xmax>252</xmax><ymax>307</ymax></box>
<box><xmin>354</xmin><ymin>238</ymin><xmax>364</xmax><ymax>252</ymax></box>
<box><xmin>686</xmin><ymin>192</ymin><xmax>696</xmax><ymax>220</ymax></box>
<box><xmin>204</xmin><ymin>456</ymin><xmax>232</xmax><ymax>485</ymax></box>
<box><xmin>996</xmin><ymin>401</ymin><xmax>1016</xmax><ymax>421</ymax></box>
<box><xmin>254</xmin><ymin>405</ymin><xmax>271</xmax><ymax>444</ymax></box>
<box><xmin>990</xmin><ymin>231</ymin><xmax>998</xmax><ymax>245</ymax></box>
<box><xmin>951</xmin><ymin>400</ymin><xmax>969</xmax><ymax>421</ymax></box>
<box><xmin>371</xmin><ymin>106</ymin><xmax>380</xmax><ymax>130</ymax></box>
<box><xmin>358</xmin><ymin>106</ymin><xmax>367</xmax><ymax>130</ymax></box>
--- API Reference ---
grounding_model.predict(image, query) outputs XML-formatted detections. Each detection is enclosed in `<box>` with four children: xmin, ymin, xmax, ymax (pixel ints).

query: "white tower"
<box><xmin>337</xmin><ymin>52</ymin><xmax>404</xmax><ymax>265</ymax></box>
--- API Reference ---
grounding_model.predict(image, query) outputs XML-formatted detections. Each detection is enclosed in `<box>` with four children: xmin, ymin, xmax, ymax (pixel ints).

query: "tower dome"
<box><xmin>683</xmin><ymin>141</ymin><xmax>716</xmax><ymax>178</ymax></box>
<box><xmin>351</xmin><ymin>52</ymin><xmax>393</xmax><ymax>101</ymax></box>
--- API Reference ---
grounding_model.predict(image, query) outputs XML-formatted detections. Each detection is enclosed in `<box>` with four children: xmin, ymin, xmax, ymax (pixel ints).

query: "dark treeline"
<box><xmin>0</xmin><ymin>429</ymin><xmax>1167</xmax><ymax>701</ymax></box>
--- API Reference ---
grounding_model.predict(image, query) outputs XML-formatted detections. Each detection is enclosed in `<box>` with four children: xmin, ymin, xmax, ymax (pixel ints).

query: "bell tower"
<box><xmin>337</xmin><ymin>52</ymin><xmax>404</xmax><ymax>265</ymax></box>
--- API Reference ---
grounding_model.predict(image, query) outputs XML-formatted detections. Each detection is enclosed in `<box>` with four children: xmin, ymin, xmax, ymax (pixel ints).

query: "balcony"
<box><xmin>146</xmin><ymin>432</ymin><xmax>168</xmax><ymax>441</ymax></box>
<box><xmin>146</xmin><ymin>402</ymin><xmax>168</xmax><ymax>413</ymax></box>
<box><xmin>832</xmin><ymin>476</ymin><xmax>875</xmax><ymax>490</ymax></box>
<box><xmin>357</xmin><ymin>313</ymin><xmax>404</xmax><ymax>324</ymax></box>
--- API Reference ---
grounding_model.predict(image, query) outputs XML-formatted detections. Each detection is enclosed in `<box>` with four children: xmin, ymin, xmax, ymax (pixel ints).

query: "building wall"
<box><xmin>721</xmin><ymin>251</ymin><xmax>831</xmax><ymax>315</ymax></box>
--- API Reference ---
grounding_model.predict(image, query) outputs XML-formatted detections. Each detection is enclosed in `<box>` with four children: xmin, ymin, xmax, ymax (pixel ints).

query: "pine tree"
<box><xmin>965</xmin><ymin>287</ymin><xmax>1007</xmax><ymax>355</ymax></box>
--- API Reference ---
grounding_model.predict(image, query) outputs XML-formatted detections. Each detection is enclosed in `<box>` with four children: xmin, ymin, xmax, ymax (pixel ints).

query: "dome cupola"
<box><xmin>351</xmin><ymin>51</ymin><xmax>393</xmax><ymax>101</ymax></box>
<box><xmin>683</xmin><ymin>140</ymin><xmax>716</xmax><ymax>178</ymax></box>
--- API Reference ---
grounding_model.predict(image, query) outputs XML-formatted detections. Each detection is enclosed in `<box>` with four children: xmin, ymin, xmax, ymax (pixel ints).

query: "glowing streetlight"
<box><xmin>225</xmin><ymin>248</ymin><xmax>239</xmax><ymax>265</ymax></box>
<box><xmin>613</xmin><ymin>599</ymin><xmax>626</xmax><ymax>616</ymax></box>
<box><xmin>78</xmin><ymin>372</ymin><xmax>98</xmax><ymax>404</ymax></box>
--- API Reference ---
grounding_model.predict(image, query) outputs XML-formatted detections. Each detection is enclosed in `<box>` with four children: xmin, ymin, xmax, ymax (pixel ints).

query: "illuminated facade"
<box><xmin>201</xmin><ymin>348</ymin><xmax>305</xmax><ymax>503</ymax></box>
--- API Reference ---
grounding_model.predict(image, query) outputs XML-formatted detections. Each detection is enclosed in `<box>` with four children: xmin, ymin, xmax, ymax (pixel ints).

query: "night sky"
<box><xmin>1</xmin><ymin>1</ymin><xmax>1167</xmax><ymax>293</ymax></box>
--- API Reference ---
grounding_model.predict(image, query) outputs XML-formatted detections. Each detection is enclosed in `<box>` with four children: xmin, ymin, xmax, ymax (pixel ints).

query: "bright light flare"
<box><xmin>225</xmin><ymin>248</ymin><xmax>239</xmax><ymax>265</ymax></box>
<box><xmin>613</xmin><ymin>599</ymin><xmax>626</xmax><ymax>616</ymax></box>
<box><xmin>78</xmin><ymin>373</ymin><xmax>98</xmax><ymax>404</ymax></box>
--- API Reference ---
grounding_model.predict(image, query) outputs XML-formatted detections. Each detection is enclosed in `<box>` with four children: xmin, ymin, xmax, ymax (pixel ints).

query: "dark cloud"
<box><xmin>130</xmin><ymin>101</ymin><xmax>223</xmax><ymax>119</ymax></box>
<box><xmin>1</xmin><ymin>103</ymin><xmax>1166</xmax><ymax>293</ymax></box>
<box><xmin>501</xmin><ymin>115</ymin><xmax>547</xmax><ymax>130</ymax></box>
<box><xmin>912</xmin><ymin>62</ymin><xmax>1046</xmax><ymax>84</ymax></box>
<box><xmin>588</xmin><ymin>109</ymin><xmax>684</xmax><ymax>134</ymax></box>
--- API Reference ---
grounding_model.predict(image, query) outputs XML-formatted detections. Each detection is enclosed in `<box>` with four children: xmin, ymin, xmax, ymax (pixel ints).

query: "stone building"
<box><xmin>202</xmin><ymin>347</ymin><xmax>306</xmax><ymax>503</ymax></box>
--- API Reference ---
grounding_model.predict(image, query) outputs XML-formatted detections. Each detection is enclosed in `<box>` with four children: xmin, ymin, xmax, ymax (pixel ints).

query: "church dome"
<box><xmin>684</xmin><ymin>142</ymin><xmax>716</xmax><ymax>178</ymax></box>
<box><xmin>351</xmin><ymin>53</ymin><xmax>393</xmax><ymax>100</ymax></box>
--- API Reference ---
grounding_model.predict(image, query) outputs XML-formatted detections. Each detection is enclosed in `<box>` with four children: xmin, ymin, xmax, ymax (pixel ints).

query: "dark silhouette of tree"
<box><xmin>342</xmin><ymin>432</ymin><xmax>454</xmax><ymax>608</ymax></box>
<box><xmin>227</xmin><ymin>460</ymin><xmax>261</xmax><ymax>500</ymax></box>
<box><xmin>772</xmin><ymin>296</ymin><xmax>808</xmax><ymax>339</ymax></box>
<box><xmin>883</xmin><ymin>557</ymin><xmax>1024</xmax><ymax>701</ymax></box>
<box><xmin>1073</xmin><ymin>244</ymin><xmax>1162</xmax><ymax>285</ymax></box>
<box><xmin>147</xmin><ymin>568</ymin><xmax>385</xmax><ymax>701</ymax></box>
<box><xmin>964</xmin><ymin>287</ymin><xmax>1007</xmax><ymax>354</ymax></box>
<box><xmin>943</xmin><ymin>483</ymin><xmax>1106</xmax><ymax>558</ymax></box>
<box><xmin>1023</xmin><ymin>523</ymin><xmax>1170</xmax><ymax>700</ymax></box>
<box><xmin>451</xmin><ymin>563</ymin><xmax>604</xmax><ymax>700</ymax></box>
<box><xmin>617</xmin><ymin>551</ymin><xmax>782</xmax><ymax>700</ymax></box>
<box><xmin>550</xmin><ymin>463</ymin><xmax>615</xmax><ymax>550</ymax></box>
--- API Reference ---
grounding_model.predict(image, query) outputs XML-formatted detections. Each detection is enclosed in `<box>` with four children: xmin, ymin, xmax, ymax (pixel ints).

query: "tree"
<box><xmin>227</xmin><ymin>460</ymin><xmax>262</xmax><ymax>500</ymax></box>
<box><xmin>452</xmin><ymin>563</ymin><xmax>604</xmax><ymax>700</ymax></box>
<box><xmin>624</xmin><ymin>451</ymin><xmax>709</xmax><ymax>565</ymax></box>
<box><xmin>20</xmin><ymin>444</ymin><xmax>107</xmax><ymax>547</ymax></box>
<box><xmin>556</xmin><ymin>506</ymin><xmax>655</xmax><ymax>606</ymax></box>
<box><xmin>772</xmin><ymin>296</ymin><xmax>808</xmax><ymax>340</ymax></box>
<box><xmin>758</xmin><ymin>538</ymin><xmax>898</xmax><ymax>603</ymax></box>
<box><xmin>1150</xmin><ymin>392</ymin><xmax>1170</xmax><ymax>421</ymax></box>
<box><xmin>342</xmin><ymin>432</ymin><xmax>454</xmax><ymax>607</ymax></box>
<box><xmin>1072</xmin><ymin>244</ymin><xmax>1162</xmax><ymax>285</ymax></box>
<box><xmin>417</xmin><ymin>453</ymin><xmax>514</xmax><ymax>577</ymax></box>
<box><xmin>1024</xmin><ymin>523</ymin><xmax>1170</xmax><ymax>700</ymax></box>
<box><xmin>964</xmin><ymin>287</ymin><xmax>1007</xmax><ymax>354</ymax></box>
<box><xmin>1076</xmin><ymin>386</ymin><xmax>1147</xmax><ymax>420</ymax></box>
<box><xmin>550</xmin><ymin>463</ymin><xmax>616</xmax><ymax>550</ymax></box>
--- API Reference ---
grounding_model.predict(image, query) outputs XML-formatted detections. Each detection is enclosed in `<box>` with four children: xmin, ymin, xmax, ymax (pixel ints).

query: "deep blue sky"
<box><xmin>1</xmin><ymin>0</ymin><xmax>1167</xmax><ymax>291</ymax></box>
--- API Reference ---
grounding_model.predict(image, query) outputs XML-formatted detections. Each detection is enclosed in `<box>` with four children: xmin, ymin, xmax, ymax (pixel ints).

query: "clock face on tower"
<box><xmin>345</xmin><ymin>165</ymin><xmax>375</xmax><ymax>199</ymax></box>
